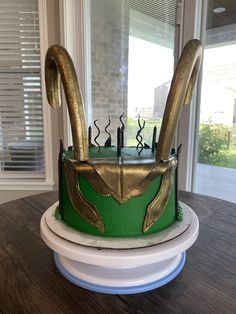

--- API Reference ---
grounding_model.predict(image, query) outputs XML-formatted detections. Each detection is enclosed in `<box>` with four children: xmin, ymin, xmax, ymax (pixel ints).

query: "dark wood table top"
<box><xmin>0</xmin><ymin>191</ymin><xmax>235</xmax><ymax>313</ymax></box>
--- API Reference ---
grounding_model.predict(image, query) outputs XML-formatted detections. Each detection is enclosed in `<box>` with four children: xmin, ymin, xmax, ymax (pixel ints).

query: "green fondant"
<box><xmin>61</xmin><ymin>159</ymin><xmax>177</xmax><ymax>237</ymax></box>
<box><xmin>176</xmin><ymin>203</ymin><xmax>184</xmax><ymax>221</ymax></box>
<box><xmin>55</xmin><ymin>206</ymin><xmax>63</xmax><ymax>220</ymax></box>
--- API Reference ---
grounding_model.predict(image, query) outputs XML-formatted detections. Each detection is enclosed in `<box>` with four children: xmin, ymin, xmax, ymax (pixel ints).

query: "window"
<box><xmin>0</xmin><ymin>0</ymin><xmax>53</xmax><ymax>187</ymax></box>
<box><xmin>83</xmin><ymin>0</ymin><xmax>178</xmax><ymax>145</ymax></box>
<box><xmin>193</xmin><ymin>0</ymin><xmax>236</xmax><ymax>203</ymax></box>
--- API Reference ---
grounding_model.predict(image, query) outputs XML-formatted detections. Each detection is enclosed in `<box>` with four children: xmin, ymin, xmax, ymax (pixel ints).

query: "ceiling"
<box><xmin>207</xmin><ymin>0</ymin><xmax>236</xmax><ymax>29</ymax></box>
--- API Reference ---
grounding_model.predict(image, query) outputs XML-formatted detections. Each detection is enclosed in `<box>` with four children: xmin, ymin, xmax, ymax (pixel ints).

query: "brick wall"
<box><xmin>90</xmin><ymin>0</ymin><xmax>128</xmax><ymax>146</ymax></box>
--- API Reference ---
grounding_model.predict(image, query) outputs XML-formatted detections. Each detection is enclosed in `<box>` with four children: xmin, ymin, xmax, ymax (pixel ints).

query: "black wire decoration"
<box><xmin>136</xmin><ymin>116</ymin><xmax>145</xmax><ymax>155</ymax></box>
<box><xmin>58</xmin><ymin>139</ymin><xmax>64</xmax><ymax>219</ymax></box>
<box><xmin>151</xmin><ymin>125</ymin><xmax>157</xmax><ymax>153</ymax></box>
<box><xmin>119</xmin><ymin>112</ymin><xmax>125</xmax><ymax>147</ymax></box>
<box><xmin>88</xmin><ymin>126</ymin><xmax>96</xmax><ymax>148</ymax></box>
<box><xmin>117</xmin><ymin>126</ymin><xmax>121</xmax><ymax>157</ymax></box>
<box><xmin>104</xmin><ymin>116</ymin><xmax>112</xmax><ymax>147</ymax></box>
<box><xmin>93</xmin><ymin>120</ymin><xmax>101</xmax><ymax>152</ymax></box>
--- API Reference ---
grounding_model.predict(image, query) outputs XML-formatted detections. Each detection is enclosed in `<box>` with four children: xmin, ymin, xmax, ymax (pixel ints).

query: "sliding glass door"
<box><xmin>194</xmin><ymin>1</ymin><xmax>236</xmax><ymax>203</ymax></box>
<box><xmin>84</xmin><ymin>0</ymin><xmax>179</xmax><ymax>146</ymax></box>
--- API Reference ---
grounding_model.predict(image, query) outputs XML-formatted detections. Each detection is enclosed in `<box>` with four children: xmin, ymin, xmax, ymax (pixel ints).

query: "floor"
<box><xmin>195</xmin><ymin>163</ymin><xmax>236</xmax><ymax>203</ymax></box>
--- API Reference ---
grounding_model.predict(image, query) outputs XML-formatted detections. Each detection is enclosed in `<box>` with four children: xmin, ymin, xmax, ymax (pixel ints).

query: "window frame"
<box><xmin>0</xmin><ymin>0</ymin><xmax>54</xmax><ymax>191</ymax></box>
<box><xmin>177</xmin><ymin>0</ymin><xmax>205</xmax><ymax>191</ymax></box>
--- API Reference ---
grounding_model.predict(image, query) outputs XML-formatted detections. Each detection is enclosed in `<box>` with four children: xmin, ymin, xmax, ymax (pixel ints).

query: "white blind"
<box><xmin>0</xmin><ymin>0</ymin><xmax>44</xmax><ymax>177</ymax></box>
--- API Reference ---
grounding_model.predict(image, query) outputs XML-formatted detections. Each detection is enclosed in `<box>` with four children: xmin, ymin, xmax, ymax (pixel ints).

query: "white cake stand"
<box><xmin>40</xmin><ymin>202</ymin><xmax>199</xmax><ymax>294</ymax></box>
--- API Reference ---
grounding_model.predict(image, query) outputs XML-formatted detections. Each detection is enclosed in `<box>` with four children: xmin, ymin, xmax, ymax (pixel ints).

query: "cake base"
<box><xmin>40</xmin><ymin>202</ymin><xmax>199</xmax><ymax>294</ymax></box>
<box><xmin>54</xmin><ymin>252</ymin><xmax>186</xmax><ymax>294</ymax></box>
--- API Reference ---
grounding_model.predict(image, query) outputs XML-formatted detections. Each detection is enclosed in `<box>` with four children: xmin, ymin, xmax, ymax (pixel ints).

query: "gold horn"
<box><xmin>45</xmin><ymin>45</ymin><xmax>88</xmax><ymax>161</ymax></box>
<box><xmin>156</xmin><ymin>39</ymin><xmax>203</xmax><ymax>161</ymax></box>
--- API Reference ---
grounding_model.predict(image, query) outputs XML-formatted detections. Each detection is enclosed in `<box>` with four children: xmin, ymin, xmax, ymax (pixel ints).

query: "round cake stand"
<box><xmin>40</xmin><ymin>204</ymin><xmax>199</xmax><ymax>294</ymax></box>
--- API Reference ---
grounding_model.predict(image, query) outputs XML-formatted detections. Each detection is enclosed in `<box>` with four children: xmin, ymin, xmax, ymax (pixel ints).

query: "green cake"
<box><xmin>57</xmin><ymin>146</ymin><xmax>178</xmax><ymax>237</ymax></box>
<box><xmin>45</xmin><ymin>39</ymin><xmax>202</xmax><ymax>238</ymax></box>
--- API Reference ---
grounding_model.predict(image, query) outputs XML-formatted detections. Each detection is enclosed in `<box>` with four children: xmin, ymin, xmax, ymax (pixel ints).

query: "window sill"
<box><xmin>0</xmin><ymin>180</ymin><xmax>55</xmax><ymax>191</ymax></box>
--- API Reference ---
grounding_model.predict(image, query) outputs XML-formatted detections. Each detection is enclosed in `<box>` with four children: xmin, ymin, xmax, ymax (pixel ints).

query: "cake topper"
<box><xmin>152</xmin><ymin>126</ymin><xmax>157</xmax><ymax>153</ymax></box>
<box><xmin>45</xmin><ymin>39</ymin><xmax>203</xmax><ymax>233</ymax></box>
<box><xmin>144</xmin><ymin>143</ymin><xmax>150</xmax><ymax>149</ymax></box>
<box><xmin>156</xmin><ymin>41</ymin><xmax>202</xmax><ymax>161</ymax></box>
<box><xmin>45</xmin><ymin>45</ymin><xmax>88</xmax><ymax>161</ymax></box>
<box><xmin>117</xmin><ymin>127</ymin><xmax>122</xmax><ymax>157</ymax></box>
<box><xmin>93</xmin><ymin>120</ymin><xmax>101</xmax><ymax>151</ymax></box>
<box><xmin>119</xmin><ymin>113</ymin><xmax>125</xmax><ymax>147</ymax></box>
<box><xmin>58</xmin><ymin>139</ymin><xmax>64</xmax><ymax>219</ymax></box>
<box><xmin>104</xmin><ymin>116</ymin><xmax>112</xmax><ymax>147</ymax></box>
<box><xmin>136</xmin><ymin>116</ymin><xmax>145</xmax><ymax>155</ymax></box>
<box><xmin>88</xmin><ymin>126</ymin><xmax>95</xmax><ymax>148</ymax></box>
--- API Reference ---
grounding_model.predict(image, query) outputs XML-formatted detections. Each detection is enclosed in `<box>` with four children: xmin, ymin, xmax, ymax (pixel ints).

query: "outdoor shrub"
<box><xmin>198</xmin><ymin>124</ymin><xmax>228</xmax><ymax>165</ymax></box>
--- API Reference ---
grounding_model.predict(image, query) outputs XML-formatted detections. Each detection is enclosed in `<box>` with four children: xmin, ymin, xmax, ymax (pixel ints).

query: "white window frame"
<box><xmin>177</xmin><ymin>0</ymin><xmax>205</xmax><ymax>191</ymax></box>
<box><xmin>59</xmin><ymin>0</ymin><xmax>88</xmax><ymax>148</ymax></box>
<box><xmin>0</xmin><ymin>0</ymin><xmax>54</xmax><ymax>191</ymax></box>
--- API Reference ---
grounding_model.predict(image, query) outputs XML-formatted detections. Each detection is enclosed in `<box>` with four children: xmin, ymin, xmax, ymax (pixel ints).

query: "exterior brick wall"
<box><xmin>90</xmin><ymin>0</ymin><xmax>128</xmax><ymax>146</ymax></box>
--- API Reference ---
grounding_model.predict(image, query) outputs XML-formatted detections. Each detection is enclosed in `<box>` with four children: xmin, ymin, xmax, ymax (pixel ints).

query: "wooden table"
<box><xmin>0</xmin><ymin>191</ymin><xmax>235</xmax><ymax>313</ymax></box>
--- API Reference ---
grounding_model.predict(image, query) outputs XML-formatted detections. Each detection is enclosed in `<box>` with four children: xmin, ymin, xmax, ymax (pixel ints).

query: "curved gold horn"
<box><xmin>45</xmin><ymin>45</ymin><xmax>88</xmax><ymax>161</ymax></box>
<box><xmin>156</xmin><ymin>39</ymin><xmax>203</xmax><ymax>161</ymax></box>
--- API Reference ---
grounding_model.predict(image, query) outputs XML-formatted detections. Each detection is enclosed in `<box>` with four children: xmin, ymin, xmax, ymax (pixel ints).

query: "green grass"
<box><xmin>221</xmin><ymin>147</ymin><xmax>236</xmax><ymax>169</ymax></box>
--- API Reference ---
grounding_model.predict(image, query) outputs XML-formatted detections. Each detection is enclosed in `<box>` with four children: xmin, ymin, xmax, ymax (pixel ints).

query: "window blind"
<box><xmin>0</xmin><ymin>0</ymin><xmax>44</xmax><ymax>177</ymax></box>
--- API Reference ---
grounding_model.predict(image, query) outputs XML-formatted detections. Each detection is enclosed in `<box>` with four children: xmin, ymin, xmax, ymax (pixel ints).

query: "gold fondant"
<box><xmin>156</xmin><ymin>39</ymin><xmax>203</xmax><ymax>161</ymax></box>
<box><xmin>73</xmin><ymin>158</ymin><xmax>174</xmax><ymax>204</ymax></box>
<box><xmin>65</xmin><ymin>160</ymin><xmax>104</xmax><ymax>232</ymax></box>
<box><xmin>66</xmin><ymin>157</ymin><xmax>177</xmax><ymax>232</ymax></box>
<box><xmin>143</xmin><ymin>160</ymin><xmax>177</xmax><ymax>232</ymax></box>
<box><xmin>45</xmin><ymin>45</ymin><xmax>88</xmax><ymax>161</ymax></box>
